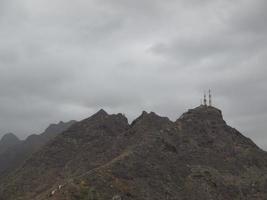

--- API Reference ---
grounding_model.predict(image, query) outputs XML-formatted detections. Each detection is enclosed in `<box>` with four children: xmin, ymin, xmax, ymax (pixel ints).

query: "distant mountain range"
<box><xmin>0</xmin><ymin>106</ymin><xmax>266</xmax><ymax>200</ymax></box>
<box><xmin>0</xmin><ymin>133</ymin><xmax>21</xmax><ymax>154</ymax></box>
<box><xmin>0</xmin><ymin>120</ymin><xmax>76</xmax><ymax>178</ymax></box>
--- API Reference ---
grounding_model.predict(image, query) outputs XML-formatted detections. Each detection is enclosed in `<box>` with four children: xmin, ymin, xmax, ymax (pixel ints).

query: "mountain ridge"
<box><xmin>0</xmin><ymin>106</ymin><xmax>266</xmax><ymax>200</ymax></box>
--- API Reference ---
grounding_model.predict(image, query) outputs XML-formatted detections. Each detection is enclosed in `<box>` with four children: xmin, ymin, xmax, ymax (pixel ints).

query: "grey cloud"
<box><xmin>150</xmin><ymin>29</ymin><xmax>267</xmax><ymax>69</ymax></box>
<box><xmin>0</xmin><ymin>0</ymin><xmax>266</xmax><ymax>150</ymax></box>
<box><xmin>229</xmin><ymin>0</ymin><xmax>267</xmax><ymax>33</ymax></box>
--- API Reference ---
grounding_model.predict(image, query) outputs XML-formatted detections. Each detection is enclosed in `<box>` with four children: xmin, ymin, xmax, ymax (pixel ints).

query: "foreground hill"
<box><xmin>0</xmin><ymin>120</ymin><xmax>76</xmax><ymax>178</ymax></box>
<box><xmin>0</xmin><ymin>106</ymin><xmax>266</xmax><ymax>200</ymax></box>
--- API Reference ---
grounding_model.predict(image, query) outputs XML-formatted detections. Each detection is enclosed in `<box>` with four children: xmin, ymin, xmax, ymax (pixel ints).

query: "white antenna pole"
<box><xmin>204</xmin><ymin>92</ymin><xmax>207</xmax><ymax>106</ymax></box>
<box><xmin>209</xmin><ymin>89</ymin><xmax>212</xmax><ymax>106</ymax></box>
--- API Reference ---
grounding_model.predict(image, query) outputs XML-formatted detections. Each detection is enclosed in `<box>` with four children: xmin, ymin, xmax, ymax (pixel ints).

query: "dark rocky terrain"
<box><xmin>0</xmin><ymin>120</ymin><xmax>76</xmax><ymax>178</ymax></box>
<box><xmin>0</xmin><ymin>106</ymin><xmax>267</xmax><ymax>200</ymax></box>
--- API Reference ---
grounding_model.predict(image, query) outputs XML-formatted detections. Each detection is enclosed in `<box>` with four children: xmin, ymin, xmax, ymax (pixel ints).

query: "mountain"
<box><xmin>0</xmin><ymin>120</ymin><xmax>76</xmax><ymax>178</ymax></box>
<box><xmin>0</xmin><ymin>106</ymin><xmax>267</xmax><ymax>200</ymax></box>
<box><xmin>41</xmin><ymin>121</ymin><xmax>77</xmax><ymax>141</ymax></box>
<box><xmin>0</xmin><ymin>133</ymin><xmax>21</xmax><ymax>154</ymax></box>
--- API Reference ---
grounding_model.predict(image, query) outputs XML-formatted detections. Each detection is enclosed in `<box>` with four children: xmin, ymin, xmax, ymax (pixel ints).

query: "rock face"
<box><xmin>0</xmin><ymin>106</ymin><xmax>267</xmax><ymax>200</ymax></box>
<box><xmin>0</xmin><ymin>120</ymin><xmax>76</xmax><ymax>177</ymax></box>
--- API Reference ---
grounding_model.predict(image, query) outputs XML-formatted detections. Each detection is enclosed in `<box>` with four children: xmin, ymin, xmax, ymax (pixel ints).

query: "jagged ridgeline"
<box><xmin>0</xmin><ymin>106</ymin><xmax>267</xmax><ymax>200</ymax></box>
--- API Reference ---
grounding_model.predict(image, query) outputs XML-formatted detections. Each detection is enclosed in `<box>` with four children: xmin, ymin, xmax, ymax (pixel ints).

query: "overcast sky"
<box><xmin>0</xmin><ymin>0</ymin><xmax>266</xmax><ymax>149</ymax></box>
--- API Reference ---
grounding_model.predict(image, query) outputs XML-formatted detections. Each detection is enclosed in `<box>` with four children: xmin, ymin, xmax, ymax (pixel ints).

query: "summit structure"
<box><xmin>203</xmin><ymin>92</ymin><xmax>207</xmax><ymax>106</ymax></box>
<box><xmin>208</xmin><ymin>89</ymin><xmax>212</xmax><ymax>106</ymax></box>
<box><xmin>202</xmin><ymin>89</ymin><xmax>212</xmax><ymax>107</ymax></box>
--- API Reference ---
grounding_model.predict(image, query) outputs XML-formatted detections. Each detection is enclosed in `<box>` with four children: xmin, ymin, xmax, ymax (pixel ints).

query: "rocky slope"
<box><xmin>0</xmin><ymin>120</ymin><xmax>76</xmax><ymax>178</ymax></box>
<box><xmin>0</xmin><ymin>106</ymin><xmax>267</xmax><ymax>200</ymax></box>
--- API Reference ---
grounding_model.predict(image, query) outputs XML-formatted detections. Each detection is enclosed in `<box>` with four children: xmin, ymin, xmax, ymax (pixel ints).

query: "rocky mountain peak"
<box><xmin>79</xmin><ymin>109</ymin><xmax>110</xmax><ymax>124</ymax></box>
<box><xmin>64</xmin><ymin>110</ymin><xmax>129</xmax><ymax>139</ymax></box>
<box><xmin>42</xmin><ymin>120</ymin><xmax>76</xmax><ymax>139</ymax></box>
<box><xmin>178</xmin><ymin>105</ymin><xmax>225</xmax><ymax>124</ymax></box>
<box><xmin>0</xmin><ymin>133</ymin><xmax>19</xmax><ymax>143</ymax></box>
<box><xmin>93</xmin><ymin>109</ymin><xmax>108</xmax><ymax>117</ymax></box>
<box><xmin>84</xmin><ymin>109</ymin><xmax>128</xmax><ymax>125</ymax></box>
<box><xmin>0</xmin><ymin>133</ymin><xmax>21</xmax><ymax>154</ymax></box>
<box><xmin>131</xmin><ymin>111</ymin><xmax>172</xmax><ymax>130</ymax></box>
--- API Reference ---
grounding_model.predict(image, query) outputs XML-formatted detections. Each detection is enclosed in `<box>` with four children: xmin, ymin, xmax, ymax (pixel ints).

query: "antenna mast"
<box><xmin>209</xmin><ymin>89</ymin><xmax>212</xmax><ymax>106</ymax></box>
<box><xmin>204</xmin><ymin>92</ymin><xmax>207</xmax><ymax>106</ymax></box>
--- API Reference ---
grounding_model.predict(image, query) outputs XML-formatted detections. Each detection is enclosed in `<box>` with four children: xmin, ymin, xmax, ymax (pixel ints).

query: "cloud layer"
<box><xmin>0</xmin><ymin>0</ymin><xmax>266</xmax><ymax>149</ymax></box>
